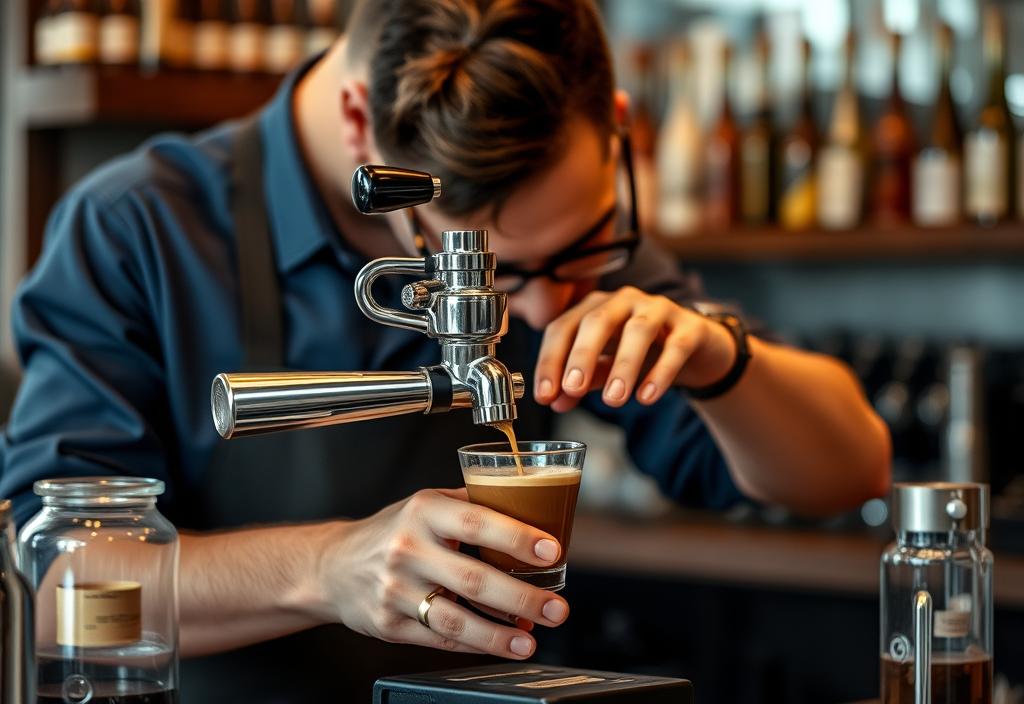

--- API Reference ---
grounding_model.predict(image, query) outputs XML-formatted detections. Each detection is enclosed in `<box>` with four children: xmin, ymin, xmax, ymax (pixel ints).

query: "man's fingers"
<box><xmin>637</xmin><ymin>329</ymin><xmax>701</xmax><ymax>405</ymax></box>
<box><xmin>602</xmin><ymin>307</ymin><xmax>669</xmax><ymax>407</ymax></box>
<box><xmin>533</xmin><ymin>292</ymin><xmax>612</xmax><ymax>404</ymax></box>
<box><xmin>413</xmin><ymin>493</ymin><xmax>561</xmax><ymax>568</ymax></box>
<box><xmin>404</xmin><ymin>591</ymin><xmax>537</xmax><ymax>659</ymax></box>
<box><xmin>414</xmin><ymin>544</ymin><xmax>569</xmax><ymax>629</ymax></box>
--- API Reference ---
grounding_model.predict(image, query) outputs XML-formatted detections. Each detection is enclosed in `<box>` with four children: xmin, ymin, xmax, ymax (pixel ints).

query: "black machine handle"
<box><xmin>351</xmin><ymin>165</ymin><xmax>441</xmax><ymax>214</ymax></box>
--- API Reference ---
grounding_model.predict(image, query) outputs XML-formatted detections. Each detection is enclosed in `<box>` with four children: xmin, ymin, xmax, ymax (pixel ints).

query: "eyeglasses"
<box><xmin>408</xmin><ymin>130</ymin><xmax>642</xmax><ymax>294</ymax></box>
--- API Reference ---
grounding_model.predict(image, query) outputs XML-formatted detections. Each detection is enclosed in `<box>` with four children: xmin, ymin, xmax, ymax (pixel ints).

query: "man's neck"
<box><xmin>292</xmin><ymin>45</ymin><xmax>403</xmax><ymax>260</ymax></box>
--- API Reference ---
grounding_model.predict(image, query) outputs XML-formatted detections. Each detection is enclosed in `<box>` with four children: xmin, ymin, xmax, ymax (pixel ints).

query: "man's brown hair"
<box><xmin>346</xmin><ymin>0</ymin><xmax>616</xmax><ymax>217</ymax></box>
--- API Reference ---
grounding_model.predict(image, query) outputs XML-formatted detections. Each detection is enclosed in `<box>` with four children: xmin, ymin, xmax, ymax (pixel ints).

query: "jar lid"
<box><xmin>892</xmin><ymin>482</ymin><xmax>989</xmax><ymax>533</ymax></box>
<box><xmin>34</xmin><ymin>477</ymin><xmax>164</xmax><ymax>502</ymax></box>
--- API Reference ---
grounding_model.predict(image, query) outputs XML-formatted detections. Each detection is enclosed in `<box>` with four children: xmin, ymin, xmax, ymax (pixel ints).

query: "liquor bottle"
<box><xmin>229</xmin><ymin>0</ymin><xmax>267</xmax><ymax>73</ymax></box>
<box><xmin>702</xmin><ymin>43</ymin><xmax>740</xmax><ymax>230</ymax></box>
<box><xmin>738</xmin><ymin>32</ymin><xmax>772</xmax><ymax>226</ymax></box>
<box><xmin>194</xmin><ymin>0</ymin><xmax>229</xmax><ymax>70</ymax></box>
<box><xmin>265</xmin><ymin>0</ymin><xmax>305</xmax><ymax>73</ymax></box>
<box><xmin>140</xmin><ymin>0</ymin><xmax>192</xmax><ymax>70</ymax></box>
<box><xmin>167</xmin><ymin>0</ymin><xmax>196</xmax><ymax>68</ymax></box>
<box><xmin>304</xmin><ymin>0</ymin><xmax>338</xmax><ymax>57</ymax></box>
<box><xmin>655</xmin><ymin>41</ymin><xmax>701</xmax><ymax>235</ymax></box>
<box><xmin>869</xmin><ymin>31</ymin><xmax>914</xmax><ymax>226</ymax></box>
<box><xmin>35</xmin><ymin>0</ymin><xmax>62</xmax><ymax>66</ymax></box>
<box><xmin>964</xmin><ymin>6</ymin><xmax>1010</xmax><ymax>226</ymax></box>
<box><xmin>912</xmin><ymin>26</ymin><xmax>961</xmax><ymax>227</ymax></box>
<box><xmin>817</xmin><ymin>36</ymin><xmax>864</xmax><ymax>230</ymax></box>
<box><xmin>630</xmin><ymin>45</ymin><xmax>660</xmax><ymax>235</ymax></box>
<box><xmin>50</xmin><ymin>0</ymin><xmax>101</xmax><ymax>65</ymax></box>
<box><xmin>99</xmin><ymin>0</ymin><xmax>141</xmax><ymax>66</ymax></box>
<box><xmin>776</xmin><ymin>41</ymin><xmax>817</xmax><ymax>231</ymax></box>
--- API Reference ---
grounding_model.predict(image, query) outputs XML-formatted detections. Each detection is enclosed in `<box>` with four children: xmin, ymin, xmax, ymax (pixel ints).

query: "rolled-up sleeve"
<box><xmin>0</xmin><ymin>188</ymin><xmax>172</xmax><ymax>526</ymax></box>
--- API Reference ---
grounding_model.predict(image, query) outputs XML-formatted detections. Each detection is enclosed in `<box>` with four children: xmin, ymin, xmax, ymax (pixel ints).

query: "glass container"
<box><xmin>19</xmin><ymin>478</ymin><xmax>179</xmax><ymax>704</ymax></box>
<box><xmin>880</xmin><ymin>482</ymin><xmax>992</xmax><ymax>704</ymax></box>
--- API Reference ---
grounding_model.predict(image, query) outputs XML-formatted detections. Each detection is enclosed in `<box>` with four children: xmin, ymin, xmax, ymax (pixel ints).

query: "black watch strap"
<box><xmin>683</xmin><ymin>312</ymin><xmax>751</xmax><ymax>401</ymax></box>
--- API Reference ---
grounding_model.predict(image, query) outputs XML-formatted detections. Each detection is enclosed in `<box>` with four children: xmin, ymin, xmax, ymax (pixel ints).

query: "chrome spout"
<box><xmin>463</xmin><ymin>356</ymin><xmax>523</xmax><ymax>425</ymax></box>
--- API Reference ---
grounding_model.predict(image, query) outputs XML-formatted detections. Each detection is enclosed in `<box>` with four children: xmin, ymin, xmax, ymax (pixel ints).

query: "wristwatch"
<box><xmin>682</xmin><ymin>311</ymin><xmax>752</xmax><ymax>401</ymax></box>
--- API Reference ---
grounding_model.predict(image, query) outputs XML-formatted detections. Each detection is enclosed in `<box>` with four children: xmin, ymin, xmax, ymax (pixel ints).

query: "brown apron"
<box><xmin>177</xmin><ymin>118</ymin><xmax>550</xmax><ymax>702</ymax></box>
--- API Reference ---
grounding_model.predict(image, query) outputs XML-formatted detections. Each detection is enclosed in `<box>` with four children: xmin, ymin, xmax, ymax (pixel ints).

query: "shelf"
<box><xmin>570</xmin><ymin>511</ymin><xmax>1024</xmax><ymax>609</ymax></box>
<box><xmin>656</xmin><ymin>224</ymin><xmax>1024</xmax><ymax>263</ymax></box>
<box><xmin>15</xmin><ymin>66</ymin><xmax>283</xmax><ymax>129</ymax></box>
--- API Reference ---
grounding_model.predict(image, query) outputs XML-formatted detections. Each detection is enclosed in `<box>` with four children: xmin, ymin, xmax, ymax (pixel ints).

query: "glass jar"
<box><xmin>19</xmin><ymin>478</ymin><xmax>179</xmax><ymax>704</ymax></box>
<box><xmin>880</xmin><ymin>482</ymin><xmax>992</xmax><ymax>704</ymax></box>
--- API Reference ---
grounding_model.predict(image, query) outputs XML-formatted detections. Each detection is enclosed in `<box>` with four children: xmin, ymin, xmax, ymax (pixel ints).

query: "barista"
<box><xmin>0</xmin><ymin>0</ymin><xmax>891</xmax><ymax>699</ymax></box>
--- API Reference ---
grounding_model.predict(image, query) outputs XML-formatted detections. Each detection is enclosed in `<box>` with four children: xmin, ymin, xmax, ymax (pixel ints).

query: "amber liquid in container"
<box><xmin>880</xmin><ymin>653</ymin><xmax>992</xmax><ymax>704</ymax></box>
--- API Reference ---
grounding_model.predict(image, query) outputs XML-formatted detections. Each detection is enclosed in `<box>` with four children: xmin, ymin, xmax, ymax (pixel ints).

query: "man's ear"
<box><xmin>613</xmin><ymin>88</ymin><xmax>631</xmax><ymax>128</ymax></box>
<box><xmin>339</xmin><ymin>78</ymin><xmax>376</xmax><ymax>163</ymax></box>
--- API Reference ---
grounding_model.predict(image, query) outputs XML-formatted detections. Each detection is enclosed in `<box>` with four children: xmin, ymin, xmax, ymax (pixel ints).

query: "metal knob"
<box><xmin>351</xmin><ymin>165</ymin><xmax>441</xmax><ymax>214</ymax></box>
<box><xmin>402</xmin><ymin>280</ymin><xmax>446</xmax><ymax>310</ymax></box>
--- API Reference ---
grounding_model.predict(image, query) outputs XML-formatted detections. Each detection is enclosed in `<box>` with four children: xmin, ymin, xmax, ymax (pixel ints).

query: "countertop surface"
<box><xmin>569</xmin><ymin>511</ymin><xmax>1024</xmax><ymax>608</ymax></box>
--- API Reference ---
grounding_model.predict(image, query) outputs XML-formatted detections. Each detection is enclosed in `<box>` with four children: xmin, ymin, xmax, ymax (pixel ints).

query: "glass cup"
<box><xmin>458</xmin><ymin>441</ymin><xmax>586</xmax><ymax>592</ymax></box>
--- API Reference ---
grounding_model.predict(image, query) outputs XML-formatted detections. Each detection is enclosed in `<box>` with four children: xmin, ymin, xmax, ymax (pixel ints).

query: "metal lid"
<box><xmin>892</xmin><ymin>482</ymin><xmax>989</xmax><ymax>533</ymax></box>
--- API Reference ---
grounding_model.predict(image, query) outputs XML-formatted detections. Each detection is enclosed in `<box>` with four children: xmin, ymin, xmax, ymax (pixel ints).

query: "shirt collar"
<box><xmin>259</xmin><ymin>56</ymin><xmax>362</xmax><ymax>273</ymax></box>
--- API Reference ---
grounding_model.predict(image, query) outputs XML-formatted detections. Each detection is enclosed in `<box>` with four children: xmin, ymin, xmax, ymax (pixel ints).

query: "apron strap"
<box><xmin>231</xmin><ymin>116</ymin><xmax>284</xmax><ymax>369</ymax></box>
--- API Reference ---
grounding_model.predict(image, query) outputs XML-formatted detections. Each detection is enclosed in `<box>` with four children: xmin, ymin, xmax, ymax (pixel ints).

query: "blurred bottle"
<box><xmin>49</xmin><ymin>0</ymin><xmax>101</xmax><ymax>65</ymax></box>
<box><xmin>869</xmin><ymin>31</ymin><xmax>914</xmax><ymax>226</ymax></box>
<box><xmin>964</xmin><ymin>6</ymin><xmax>1010</xmax><ymax>227</ymax></box>
<box><xmin>0</xmin><ymin>500</ymin><xmax>35</xmax><ymax>704</ymax></box>
<box><xmin>194</xmin><ymin>0</ymin><xmax>229</xmax><ymax>71</ymax></box>
<box><xmin>775</xmin><ymin>40</ymin><xmax>816</xmax><ymax>231</ymax></box>
<box><xmin>630</xmin><ymin>45</ymin><xmax>660</xmax><ymax>235</ymax></box>
<box><xmin>140</xmin><ymin>0</ymin><xmax>192</xmax><ymax>70</ymax></box>
<box><xmin>817</xmin><ymin>36</ymin><xmax>865</xmax><ymax>230</ymax></box>
<box><xmin>738</xmin><ymin>32</ymin><xmax>772</xmax><ymax>227</ymax></box>
<box><xmin>265</xmin><ymin>0</ymin><xmax>305</xmax><ymax>73</ymax></box>
<box><xmin>35</xmin><ymin>0</ymin><xmax>62</xmax><ymax>66</ymax></box>
<box><xmin>655</xmin><ymin>40</ymin><xmax>701</xmax><ymax>235</ymax></box>
<box><xmin>945</xmin><ymin>346</ymin><xmax>987</xmax><ymax>484</ymax></box>
<box><xmin>304</xmin><ymin>0</ymin><xmax>339</xmax><ymax>57</ymax></box>
<box><xmin>169</xmin><ymin>0</ymin><xmax>195</xmax><ymax>68</ymax></box>
<box><xmin>702</xmin><ymin>43</ymin><xmax>740</xmax><ymax>231</ymax></box>
<box><xmin>228</xmin><ymin>0</ymin><xmax>267</xmax><ymax>72</ymax></box>
<box><xmin>99</xmin><ymin>0</ymin><xmax>141</xmax><ymax>66</ymax></box>
<box><xmin>912</xmin><ymin>26</ymin><xmax>961</xmax><ymax>227</ymax></box>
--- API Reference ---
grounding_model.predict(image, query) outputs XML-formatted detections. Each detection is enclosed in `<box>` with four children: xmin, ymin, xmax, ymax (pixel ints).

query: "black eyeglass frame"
<box><xmin>408</xmin><ymin>129</ymin><xmax>642</xmax><ymax>294</ymax></box>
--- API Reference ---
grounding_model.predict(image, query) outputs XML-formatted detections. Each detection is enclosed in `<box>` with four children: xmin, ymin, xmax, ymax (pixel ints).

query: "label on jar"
<box><xmin>57</xmin><ymin>581</ymin><xmax>141</xmax><ymax>647</ymax></box>
<box><xmin>934</xmin><ymin>607</ymin><xmax>971</xmax><ymax>638</ymax></box>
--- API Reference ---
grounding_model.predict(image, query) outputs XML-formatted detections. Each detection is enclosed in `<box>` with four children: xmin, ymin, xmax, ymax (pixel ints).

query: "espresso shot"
<box><xmin>459</xmin><ymin>441</ymin><xmax>586</xmax><ymax>591</ymax></box>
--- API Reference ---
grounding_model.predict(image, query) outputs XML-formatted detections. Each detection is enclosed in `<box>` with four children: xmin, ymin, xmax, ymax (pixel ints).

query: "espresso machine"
<box><xmin>211</xmin><ymin>165</ymin><xmax>524</xmax><ymax>438</ymax></box>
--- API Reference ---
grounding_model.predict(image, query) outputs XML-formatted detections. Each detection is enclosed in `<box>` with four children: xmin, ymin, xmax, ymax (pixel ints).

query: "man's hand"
<box><xmin>533</xmin><ymin>286</ymin><xmax>736</xmax><ymax>412</ymax></box>
<box><xmin>314</xmin><ymin>488</ymin><xmax>570</xmax><ymax>659</ymax></box>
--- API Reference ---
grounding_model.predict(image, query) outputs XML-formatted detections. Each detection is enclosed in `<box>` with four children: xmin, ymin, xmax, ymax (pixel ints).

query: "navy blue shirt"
<box><xmin>0</xmin><ymin>62</ymin><xmax>742</xmax><ymax>526</ymax></box>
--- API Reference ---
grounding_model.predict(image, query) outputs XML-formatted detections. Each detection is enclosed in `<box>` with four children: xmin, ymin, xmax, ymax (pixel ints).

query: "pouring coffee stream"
<box><xmin>210</xmin><ymin>164</ymin><xmax>527</xmax><ymax>455</ymax></box>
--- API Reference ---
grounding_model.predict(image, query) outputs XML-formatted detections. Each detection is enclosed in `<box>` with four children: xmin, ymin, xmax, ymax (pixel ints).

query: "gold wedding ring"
<box><xmin>416</xmin><ymin>587</ymin><xmax>446</xmax><ymax>628</ymax></box>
